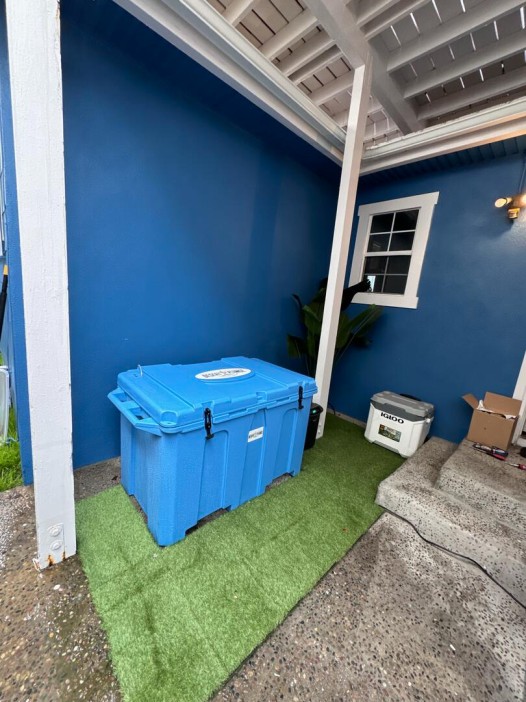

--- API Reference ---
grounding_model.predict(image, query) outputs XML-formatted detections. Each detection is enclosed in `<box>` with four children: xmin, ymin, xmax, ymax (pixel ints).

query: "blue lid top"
<box><xmin>116</xmin><ymin>356</ymin><xmax>317</xmax><ymax>430</ymax></box>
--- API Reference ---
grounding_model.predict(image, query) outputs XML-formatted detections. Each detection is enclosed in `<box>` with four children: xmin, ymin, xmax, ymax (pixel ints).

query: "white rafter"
<box><xmin>278</xmin><ymin>31</ymin><xmax>334</xmax><ymax>76</ymax></box>
<box><xmin>301</xmin><ymin>0</ymin><xmax>422</xmax><ymax>132</ymax></box>
<box><xmin>405</xmin><ymin>31</ymin><xmax>526</xmax><ymax>99</ymax></box>
<box><xmin>356</xmin><ymin>0</ymin><xmax>400</xmax><ymax>27</ymax></box>
<box><xmin>418</xmin><ymin>66</ymin><xmax>526</xmax><ymax>121</ymax></box>
<box><xmin>387</xmin><ymin>0</ymin><xmax>525</xmax><ymax>73</ymax></box>
<box><xmin>290</xmin><ymin>45</ymin><xmax>342</xmax><ymax>84</ymax></box>
<box><xmin>310</xmin><ymin>71</ymin><xmax>353</xmax><ymax>105</ymax></box>
<box><xmin>260</xmin><ymin>9</ymin><xmax>319</xmax><ymax>61</ymax></box>
<box><xmin>361</xmin><ymin>0</ymin><xmax>429</xmax><ymax>39</ymax></box>
<box><xmin>222</xmin><ymin>0</ymin><xmax>259</xmax><ymax>25</ymax></box>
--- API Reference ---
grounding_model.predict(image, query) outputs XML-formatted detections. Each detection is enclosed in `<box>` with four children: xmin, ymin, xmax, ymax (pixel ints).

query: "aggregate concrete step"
<box><xmin>436</xmin><ymin>440</ymin><xmax>526</xmax><ymax>532</ymax></box>
<box><xmin>376</xmin><ymin>437</ymin><xmax>526</xmax><ymax>607</ymax></box>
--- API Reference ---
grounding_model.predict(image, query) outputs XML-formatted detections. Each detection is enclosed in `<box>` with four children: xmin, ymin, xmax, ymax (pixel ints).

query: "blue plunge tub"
<box><xmin>109</xmin><ymin>357</ymin><xmax>317</xmax><ymax>546</ymax></box>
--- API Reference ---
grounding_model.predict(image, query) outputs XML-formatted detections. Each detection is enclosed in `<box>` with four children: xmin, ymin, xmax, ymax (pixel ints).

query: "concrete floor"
<box><xmin>0</xmin><ymin>459</ymin><xmax>525</xmax><ymax>702</ymax></box>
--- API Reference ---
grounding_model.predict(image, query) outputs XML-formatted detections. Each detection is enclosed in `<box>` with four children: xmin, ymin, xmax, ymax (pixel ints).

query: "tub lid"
<box><xmin>116</xmin><ymin>356</ymin><xmax>317</xmax><ymax>429</ymax></box>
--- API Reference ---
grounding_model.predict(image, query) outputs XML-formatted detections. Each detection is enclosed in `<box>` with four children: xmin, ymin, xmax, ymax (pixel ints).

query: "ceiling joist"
<box><xmin>361</xmin><ymin>0</ymin><xmax>429</xmax><ymax>40</ymax></box>
<box><xmin>310</xmin><ymin>71</ymin><xmax>353</xmax><ymax>105</ymax></box>
<box><xmin>277</xmin><ymin>31</ymin><xmax>334</xmax><ymax>76</ymax></box>
<box><xmin>418</xmin><ymin>65</ymin><xmax>526</xmax><ymax>121</ymax></box>
<box><xmin>387</xmin><ymin>0</ymin><xmax>525</xmax><ymax>73</ymax></box>
<box><xmin>302</xmin><ymin>0</ymin><xmax>422</xmax><ymax>133</ymax></box>
<box><xmin>260</xmin><ymin>9</ymin><xmax>319</xmax><ymax>61</ymax></box>
<box><xmin>355</xmin><ymin>0</ymin><xmax>399</xmax><ymax>28</ymax></box>
<box><xmin>222</xmin><ymin>0</ymin><xmax>258</xmax><ymax>25</ymax></box>
<box><xmin>404</xmin><ymin>30</ymin><xmax>526</xmax><ymax>99</ymax></box>
<box><xmin>290</xmin><ymin>45</ymin><xmax>342</xmax><ymax>84</ymax></box>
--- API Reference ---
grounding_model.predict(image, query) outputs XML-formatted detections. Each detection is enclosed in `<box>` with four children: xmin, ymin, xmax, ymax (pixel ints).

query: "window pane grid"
<box><xmin>364</xmin><ymin>211</ymin><xmax>418</xmax><ymax>297</ymax></box>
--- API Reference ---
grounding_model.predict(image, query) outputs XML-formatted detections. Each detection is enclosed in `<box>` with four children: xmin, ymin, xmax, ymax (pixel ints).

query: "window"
<box><xmin>348</xmin><ymin>192</ymin><xmax>439</xmax><ymax>309</ymax></box>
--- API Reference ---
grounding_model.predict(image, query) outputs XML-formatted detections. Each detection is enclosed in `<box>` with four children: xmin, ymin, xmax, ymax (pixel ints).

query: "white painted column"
<box><xmin>5</xmin><ymin>0</ymin><xmax>75</xmax><ymax>567</ymax></box>
<box><xmin>314</xmin><ymin>55</ymin><xmax>373</xmax><ymax>438</ymax></box>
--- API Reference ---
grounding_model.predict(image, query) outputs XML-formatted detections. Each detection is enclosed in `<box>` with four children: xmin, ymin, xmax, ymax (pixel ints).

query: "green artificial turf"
<box><xmin>0</xmin><ymin>408</ymin><xmax>22</xmax><ymax>492</ymax></box>
<box><xmin>76</xmin><ymin>414</ymin><xmax>403</xmax><ymax>702</ymax></box>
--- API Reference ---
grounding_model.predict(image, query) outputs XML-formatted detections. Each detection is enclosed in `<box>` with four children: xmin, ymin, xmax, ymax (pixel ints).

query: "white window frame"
<box><xmin>348</xmin><ymin>191</ymin><xmax>439</xmax><ymax>309</ymax></box>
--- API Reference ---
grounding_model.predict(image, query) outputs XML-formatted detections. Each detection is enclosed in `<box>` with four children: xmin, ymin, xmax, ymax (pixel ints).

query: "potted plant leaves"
<box><xmin>287</xmin><ymin>277</ymin><xmax>382</xmax><ymax>448</ymax></box>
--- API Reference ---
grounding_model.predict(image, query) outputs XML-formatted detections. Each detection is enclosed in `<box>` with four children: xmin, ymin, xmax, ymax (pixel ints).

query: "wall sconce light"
<box><xmin>494</xmin><ymin>194</ymin><xmax>526</xmax><ymax>220</ymax></box>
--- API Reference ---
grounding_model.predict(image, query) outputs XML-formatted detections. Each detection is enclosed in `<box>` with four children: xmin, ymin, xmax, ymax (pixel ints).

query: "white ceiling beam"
<box><xmin>310</xmin><ymin>71</ymin><xmax>353</xmax><ymax>105</ymax></box>
<box><xmin>361</xmin><ymin>96</ymin><xmax>526</xmax><ymax>173</ymax></box>
<box><xmin>314</xmin><ymin>56</ymin><xmax>373</xmax><ymax>436</ymax></box>
<box><xmin>333</xmin><ymin>97</ymin><xmax>383</xmax><ymax>126</ymax></box>
<box><xmin>387</xmin><ymin>0</ymin><xmax>525</xmax><ymax>73</ymax></box>
<box><xmin>222</xmin><ymin>0</ymin><xmax>259</xmax><ymax>25</ymax></box>
<box><xmin>115</xmin><ymin>0</ymin><xmax>345</xmax><ymax>161</ymax></box>
<box><xmin>290</xmin><ymin>45</ymin><xmax>341</xmax><ymax>84</ymax></box>
<box><xmin>405</xmin><ymin>31</ymin><xmax>526</xmax><ymax>99</ymax></box>
<box><xmin>356</xmin><ymin>0</ymin><xmax>399</xmax><ymax>27</ymax></box>
<box><xmin>362</xmin><ymin>0</ymin><xmax>429</xmax><ymax>39</ymax></box>
<box><xmin>300</xmin><ymin>0</ymin><xmax>369</xmax><ymax>68</ymax></box>
<box><xmin>260</xmin><ymin>10</ymin><xmax>319</xmax><ymax>61</ymax></box>
<box><xmin>418</xmin><ymin>66</ymin><xmax>526</xmax><ymax>120</ymax></box>
<box><xmin>5</xmin><ymin>0</ymin><xmax>76</xmax><ymax>568</ymax></box>
<box><xmin>302</xmin><ymin>0</ymin><xmax>422</xmax><ymax>132</ymax></box>
<box><xmin>278</xmin><ymin>31</ymin><xmax>334</xmax><ymax>76</ymax></box>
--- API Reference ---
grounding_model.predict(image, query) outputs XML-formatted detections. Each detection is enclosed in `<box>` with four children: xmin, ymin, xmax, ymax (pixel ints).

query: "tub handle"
<box><xmin>108</xmin><ymin>389</ymin><xmax>162</xmax><ymax>436</ymax></box>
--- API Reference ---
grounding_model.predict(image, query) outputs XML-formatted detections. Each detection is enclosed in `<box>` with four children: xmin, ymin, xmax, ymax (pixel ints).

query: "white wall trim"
<box><xmin>512</xmin><ymin>350</ymin><xmax>526</xmax><ymax>446</ymax></box>
<box><xmin>5</xmin><ymin>0</ymin><xmax>75</xmax><ymax>568</ymax></box>
<box><xmin>349</xmin><ymin>192</ymin><xmax>439</xmax><ymax>309</ymax></box>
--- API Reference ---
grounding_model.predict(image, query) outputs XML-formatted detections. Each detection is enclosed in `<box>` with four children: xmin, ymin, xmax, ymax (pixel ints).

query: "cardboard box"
<box><xmin>462</xmin><ymin>391</ymin><xmax>522</xmax><ymax>450</ymax></box>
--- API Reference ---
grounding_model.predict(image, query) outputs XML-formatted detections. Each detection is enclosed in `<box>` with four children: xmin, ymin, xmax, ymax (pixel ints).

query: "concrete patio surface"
<box><xmin>377</xmin><ymin>438</ymin><xmax>526</xmax><ymax>606</ymax></box>
<box><xmin>0</xmin><ymin>453</ymin><xmax>525</xmax><ymax>702</ymax></box>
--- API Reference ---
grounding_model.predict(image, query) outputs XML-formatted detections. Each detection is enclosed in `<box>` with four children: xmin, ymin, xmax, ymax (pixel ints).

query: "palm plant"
<box><xmin>287</xmin><ymin>278</ymin><xmax>382</xmax><ymax>377</ymax></box>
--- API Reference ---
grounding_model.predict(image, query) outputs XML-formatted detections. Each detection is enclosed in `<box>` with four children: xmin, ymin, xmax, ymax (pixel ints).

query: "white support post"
<box><xmin>314</xmin><ymin>54</ymin><xmax>372</xmax><ymax>438</ymax></box>
<box><xmin>5</xmin><ymin>0</ymin><xmax>75</xmax><ymax>568</ymax></box>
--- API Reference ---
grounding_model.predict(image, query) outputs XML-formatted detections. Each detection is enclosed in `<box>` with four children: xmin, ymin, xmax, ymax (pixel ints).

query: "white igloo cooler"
<box><xmin>365</xmin><ymin>391</ymin><xmax>434</xmax><ymax>457</ymax></box>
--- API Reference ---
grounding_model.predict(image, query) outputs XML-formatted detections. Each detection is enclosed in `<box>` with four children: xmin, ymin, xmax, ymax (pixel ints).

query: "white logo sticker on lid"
<box><xmin>248</xmin><ymin>427</ymin><xmax>264</xmax><ymax>443</ymax></box>
<box><xmin>195</xmin><ymin>367</ymin><xmax>251</xmax><ymax>381</ymax></box>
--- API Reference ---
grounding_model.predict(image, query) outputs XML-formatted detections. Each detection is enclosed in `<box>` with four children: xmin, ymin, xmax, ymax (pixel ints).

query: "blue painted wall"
<box><xmin>0</xmin><ymin>2</ymin><xmax>33</xmax><ymax>481</ymax></box>
<box><xmin>59</xmin><ymin>0</ymin><xmax>339</xmax><ymax>470</ymax></box>
<box><xmin>330</xmin><ymin>154</ymin><xmax>526</xmax><ymax>443</ymax></box>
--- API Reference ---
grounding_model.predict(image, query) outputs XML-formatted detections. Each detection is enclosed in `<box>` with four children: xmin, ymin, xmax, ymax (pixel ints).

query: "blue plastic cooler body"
<box><xmin>109</xmin><ymin>357</ymin><xmax>317</xmax><ymax>546</ymax></box>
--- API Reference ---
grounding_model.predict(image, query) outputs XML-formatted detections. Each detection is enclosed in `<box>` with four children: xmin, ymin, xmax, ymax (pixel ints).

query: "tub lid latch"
<box><xmin>204</xmin><ymin>407</ymin><xmax>215</xmax><ymax>440</ymax></box>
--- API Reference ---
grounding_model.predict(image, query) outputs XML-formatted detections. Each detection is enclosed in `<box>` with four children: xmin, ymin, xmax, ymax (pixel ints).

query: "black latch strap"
<box><xmin>204</xmin><ymin>407</ymin><xmax>214</xmax><ymax>439</ymax></box>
